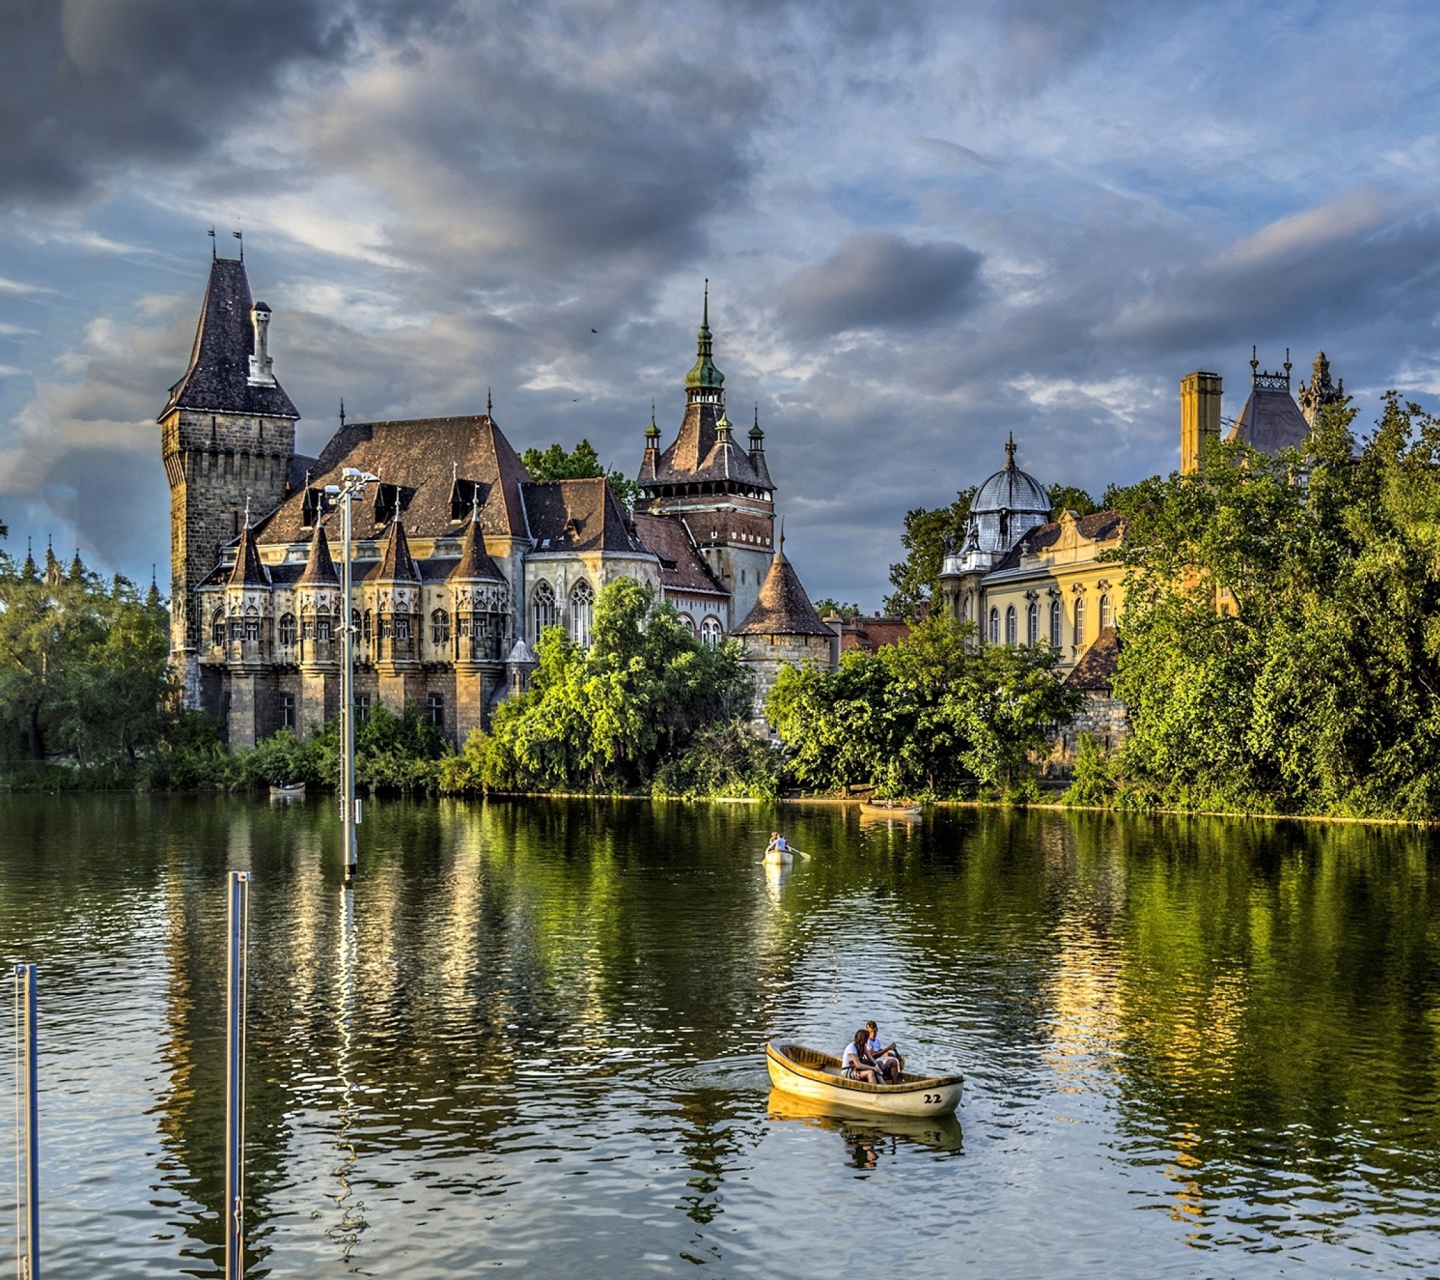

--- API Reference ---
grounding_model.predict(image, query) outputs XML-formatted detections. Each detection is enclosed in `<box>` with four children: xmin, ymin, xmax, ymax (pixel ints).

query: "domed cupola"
<box><xmin>947</xmin><ymin>435</ymin><xmax>1051</xmax><ymax>575</ymax></box>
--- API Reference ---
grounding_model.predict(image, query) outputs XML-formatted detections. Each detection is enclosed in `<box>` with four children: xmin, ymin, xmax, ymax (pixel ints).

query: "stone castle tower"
<box><xmin>635</xmin><ymin>287</ymin><xmax>776</xmax><ymax>625</ymax></box>
<box><xmin>159</xmin><ymin>254</ymin><xmax>299</xmax><ymax>706</ymax></box>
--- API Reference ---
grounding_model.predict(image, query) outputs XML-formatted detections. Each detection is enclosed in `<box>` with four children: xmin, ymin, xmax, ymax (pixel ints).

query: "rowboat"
<box><xmin>269</xmin><ymin>783</ymin><xmax>306</xmax><ymax>800</ymax></box>
<box><xmin>766</xmin><ymin>1041</ymin><xmax>963</xmax><ymax>1117</ymax></box>
<box><xmin>859</xmin><ymin>801</ymin><xmax>921</xmax><ymax>818</ymax></box>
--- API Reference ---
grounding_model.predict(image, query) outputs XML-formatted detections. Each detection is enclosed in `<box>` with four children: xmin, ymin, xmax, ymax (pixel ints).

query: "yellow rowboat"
<box><xmin>859</xmin><ymin>801</ymin><xmax>921</xmax><ymax>818</ymax></box>
<box><xmin>766</xmin><ymin>1041</ymin><xmax>963</xmax><ymax>1118</ymax></box>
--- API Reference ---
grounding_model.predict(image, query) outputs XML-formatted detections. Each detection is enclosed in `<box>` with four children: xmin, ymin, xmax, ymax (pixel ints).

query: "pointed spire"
<box><xmin>227</xmin><ymin>522</ymin><xmax>270</xmax><ymax>588</ymax></box>
<box><xmin>22</xmin><ymin>538</ymin><xmax>36</xmax><ymax>581</ymax></box>
<box><xmin>375</xmin><ymin>515</ymin><xmax>420</xmax><ymax>582</ymax></box>
<box><xmin>1004</xmin><ymin>432</ymin><xmax>1016</xmax><ymax>468</ymax></box>
<box><xmin>645</xmin><ymin>402</ymin><xmax>660</xmax><ymax>444</ymax></box>
<box><xmin>147</xmin><ymin>567</ymin><xmax>162</xmax><ymax>608</ymax></box>
<box><xmin>297</xmin><ymin>519</ymin><xmax>339</xmax><ymax>586</ymax></box>
<box><xmin>685</xmin><ymin>279</ymin><xmax>725</xmax><ymax>394</ymax></box>
<box><xmin>339</xmin><ymin>398</ymin><xmax>346</xmax><ymax>428</ymax></box>
<box><xmin>749</xmin><ymin>404</ymin><xmax>764</xmax><ymax>444</ymax></box>
<box><xmin>69</xmin><ymin>547</ymin><xmax>85</xmax><ymax>581</ymax></box>
<box><xmin>450</xmin><ymin>502</ymin><xmax>506</xmax><ymax>583</ymax></box>
<box><xmin>44</xmin><ymin>537</ymin><xmax>61</xmax><ymax>587</ymax></box>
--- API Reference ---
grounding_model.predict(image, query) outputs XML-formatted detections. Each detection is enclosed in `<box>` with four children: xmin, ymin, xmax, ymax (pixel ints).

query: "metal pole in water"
<box><xmin>224</xmin><ymin>872</ymin><xmax>250</xmax><ymax>1280</ymax></box>
<box><xmin>340</xmin><ymin>475</ymin><xmax>357</xmax><ymax>880</ymax></box>
<box><xmin>12</xmin><ymin>963</ymin><xmax>38</xmax><ymax>1280</ymax></box>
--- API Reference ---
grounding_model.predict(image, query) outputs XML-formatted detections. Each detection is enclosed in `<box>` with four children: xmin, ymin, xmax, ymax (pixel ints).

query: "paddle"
<box><xmin>759</xmin><ymin>845</ymin><xmax>812</xmax><ymax>863</ymax></box>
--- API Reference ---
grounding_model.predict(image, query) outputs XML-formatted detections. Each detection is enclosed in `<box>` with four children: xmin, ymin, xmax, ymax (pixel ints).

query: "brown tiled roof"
<box><xmin>640</xmin><ymin>402</ymin><xmax>773</xmax><ymax>490</ymax></box>
<box><xmin>1226</xmin><ymin>388</ymin><xmax>1310</xmax><ymax>454</ymax></box>
<box><xmin>1064</xmin><ymin>626</ymin><xmax>1120</xmax><ymax>691</ymax></box>
<box><xmin>251</xmin><ymin>415</ymin><xmax>531</xmax><ymax>547</ymax></box>
<box><xmin>990</xmin><ymin>509</ymin><xmax>1125</xmax><ymax>572</ymax></box>
<box><xmin>631</xmin><ymin>512</ymin><xmax>729</xmax><ymax>597</ymax></box>
<box><xmin>734</xmin><ymin>548</ymin><xmax>834</xmax><ymax>637</ymax></box>
<box><xmin>375</xmin><ymin>518</ymin><xmax>420</xmax><ymax>582</ymax></box>
<box><xmin>228</xmin><ymin>524</ymin><xmax>270</xmax><ymax>587</ymax></box>
<box><xmin>161</xmin><ymin>258</ymin><xmax>299</xmax><ymax>421</ymax></box>
<box><xmin>296</xmin><ymin>521</ymin><xmax>338</xmax><ymax>585</ymax></box>
<box><xmin>450</xmin><ymin>507</ymin><xmax>506</xmax><ymax>582</ymax></box>
<box><xmin>522</xmin><ymin>479</ymin><xmax>643</xmax><ymax>553</ymax></box>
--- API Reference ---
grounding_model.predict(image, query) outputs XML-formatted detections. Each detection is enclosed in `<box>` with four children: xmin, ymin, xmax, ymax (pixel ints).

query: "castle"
<box><xmin>161</xmin><ymin>257</ymin><xmax>828</xmax><ymax>747</ymax></box>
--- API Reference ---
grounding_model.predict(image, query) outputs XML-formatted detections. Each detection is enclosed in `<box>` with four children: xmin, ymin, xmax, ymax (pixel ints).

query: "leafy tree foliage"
<box><xmin>765</xmin><ymin>614</ymin><xmax>1078</xmax><ymax>799</ymax></box>
<box><xmin>478</xmin><ymin>578</ymin><xmax>757</xmax><ymax>791</ymax></box>
<box><xmin>1112</xmin><ymin>396</ymin><xmax>1440</xmax><ymax>817</ymax></box>
<box><xmin>1048</xmin><ymin>484</ymin><xmax>1100</xmax><ymax>517</ymax></box>
<box><xmin>0</xmin><ymin>553</ymin><xmax>170</xmax><ymax>765</ymax></box>
<box><xmin>812</xmin><ymin>598</ymin><xmax>863</xmax><ymax>619</ymax></box>
<box><xmin>884</xmin><ymin>489</ymin><xmax>974</xmax><ymax>617</ymax></box>
<box><xmin>522</xmin><ymin>437</ymin><xmax>640</xmax><ymax>511</ymax></box>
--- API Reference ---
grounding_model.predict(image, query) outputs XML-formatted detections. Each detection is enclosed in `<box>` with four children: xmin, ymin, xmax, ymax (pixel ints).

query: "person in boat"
<box><xmin>865</xmin><ymin>1021</ymin><xmax>902</xmax><ymax>1082</ymax></box>
<box><xmin>764</xmin><ymin>832</ymin><xmax>792</xmax><ymax>860</ymax></box>
<box><xmin>841</xmin><ymin>1029</ymin><xmax>885</xmax><ymax>1084</ymax></box>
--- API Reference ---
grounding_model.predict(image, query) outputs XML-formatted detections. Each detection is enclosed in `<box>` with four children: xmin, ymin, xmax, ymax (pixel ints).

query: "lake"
<box><xmin>1</xmin><ymin>795</ymin><xmax>1438</xmax><ymax>1277</ymax></box>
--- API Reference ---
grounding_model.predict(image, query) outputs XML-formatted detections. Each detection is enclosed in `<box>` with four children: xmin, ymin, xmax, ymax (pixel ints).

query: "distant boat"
<box><xmin>766</xmin><ymin>1041</ymin><xmax>962</xmax><ymax>1117</ymax></box>
<box><xmin>859</xmin><ymin>800</ymin><xmax>921</xmax><ymax>818</ymax></box>
<box><xmin>269</xmin><ymin>783</ymin><xmax>306</xmax><ymax>800</ymax></box>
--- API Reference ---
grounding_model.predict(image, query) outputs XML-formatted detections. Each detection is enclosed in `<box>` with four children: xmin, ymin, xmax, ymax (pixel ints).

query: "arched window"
<box><xmin>363</xmin><ymin>610</ymin><xmax>372</xmax><ymax>645</ymax></box>
<box><xmin>243</xmin><ymin>607</ymin><xmax>260</xmax><ymax>643</ymax></box>
<box><xmin>1005</xmin><ymin>605</ymin><xmax>1017</xmax><ymax>646</ymax></box>
<box><xmin>432</xmin><ymin>608</ymin><xmax>450</xmax><ymax>647</ymax></box>
<box><xmin>1073</xmin><ymin>597</ymin><xmax>1085</xmax><ymax>646</ymax></box>
<box><xmin>1049</xmin><ymin>600</ymin><xmax>1062</xmax><ymax>649</ymax></box>
<box><xmin>989</xmin><ymin>607</ymin><xmax>999</xmax><ymax>645</ymax></box>
<box><xmin>700</xmin><ymin>616</ymin><xmax>723</xmax><ymax>645</ymax></box>
<box><xmin>317</xmin><ymin>614</ymin><xmax>333</xmax><ymax>643</ymax></box>
<box><xmin>1026</xmin><ymin>602</ymin><xmax>1039</xmax><ymax>647</ymax></box>
<box><xmin>211</xmin><ymin>609</ymin><xmax>226</xmax><ymax>648</ymax></box>
<box><xmin>279</xmin><ymin>613</ymin><xmax>297</xmax><ymax>646</ymax></box>
<box><xmin>1099</xmin><ymin>594</ymin><xmax>1113</xmax><ymax>631</ymax></box>
<box><xmin>302</xmin><ymin>614</ymin><xmax>318</xmax><ymax>641</ymax></box>
<box><xmin>395</xmin><ymin>615</ymin><xmax>411</xmax><ymax>642</ymax></box>
<box><xmin>570</xmin><ymin>580</ymin><xmax>595</xmax><ymax>647</ymax></box>
<box><xmin>677</xmin><ymin>613</ymin><xmax>696</xmax><ymax>636</ymax></box>
<box><xmin>533</xmin><ymin>580</ymin><xmax>557</xmax><ymax>638</ymax></box>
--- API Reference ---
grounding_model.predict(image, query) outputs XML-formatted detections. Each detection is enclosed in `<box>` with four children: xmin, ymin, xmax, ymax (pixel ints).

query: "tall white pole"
<box><xmin>224</xmin><ymin>872</ymin><xmax>250</xmax><ymax>1280</ymax></box>
<box><xmin>13</xmin><ymin>964</ymin><xmax>38</xmax><ymax>1280</ymax></box>
<box><xmin>341</xmin><ymin>481</ymin><xmax>357</xmax><ymax>879</ymax></box>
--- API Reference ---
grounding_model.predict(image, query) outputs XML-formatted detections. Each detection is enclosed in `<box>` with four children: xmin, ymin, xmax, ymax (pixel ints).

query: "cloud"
<box><xmin>778</xmin><ymin>232</ymin><xmax>984</xmax><ymax>338</ymax></box>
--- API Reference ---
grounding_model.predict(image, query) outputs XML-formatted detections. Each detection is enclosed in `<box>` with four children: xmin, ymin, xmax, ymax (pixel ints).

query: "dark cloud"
<box><xmin>778</xmin><ymin>232</ymin><xmax>984</xmax><ymax>338</ymax></box>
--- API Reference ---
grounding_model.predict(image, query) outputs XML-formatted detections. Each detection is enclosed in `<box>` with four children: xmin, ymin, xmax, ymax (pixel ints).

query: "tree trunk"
<box><xmin>26</xmin><ymin>706</ymin><xmax>45</xmax><ymax>762</ymax></box>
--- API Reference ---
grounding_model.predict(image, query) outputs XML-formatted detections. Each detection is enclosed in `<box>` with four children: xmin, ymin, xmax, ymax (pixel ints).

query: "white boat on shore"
<box><xmin>766</xmin><ymin>1041</ymin><xmax>963</xmax><ymax>1117</ymax></box>
<box><xmin>269</xmin><ymin>783</ymin><xmax>306</xmax><ymax>800</ymax></box>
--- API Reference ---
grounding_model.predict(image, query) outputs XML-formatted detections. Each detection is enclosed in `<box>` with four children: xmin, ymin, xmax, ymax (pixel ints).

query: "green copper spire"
<box><xmin>685</xmin><ymin>279</ymin><xmax>725</xmax><ymax>392</ymax></box>
<box><xmin>645</xmin><ymin>402</ymin><xmax>660</xmax><ymax>443</ymax></box>
<box><xmin>749</xmin><ymin>404</ymin><xmax>763</xmax><ymax>443</ymax></box>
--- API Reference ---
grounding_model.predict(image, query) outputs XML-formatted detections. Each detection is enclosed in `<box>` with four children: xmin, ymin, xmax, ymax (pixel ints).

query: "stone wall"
<box><xmin>1041</xmin><ymin>691</ymin><xmax>1131</xmax><ymax>776</ymax></box>
<box><xmin>740</xmin><ymin>633</ymin><xmax>831</xmax><ymax>735</ymax></box>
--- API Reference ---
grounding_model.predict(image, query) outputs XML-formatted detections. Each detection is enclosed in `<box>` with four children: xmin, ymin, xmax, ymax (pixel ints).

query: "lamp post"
<box><xmin>328</xmin><ymin>467</ymin><xmax>377</xmax><ymax>880</ymax></box>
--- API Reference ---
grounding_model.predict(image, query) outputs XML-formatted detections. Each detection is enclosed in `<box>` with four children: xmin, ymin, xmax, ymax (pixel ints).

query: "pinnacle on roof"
<box><xmin>297</xmin><ymin>520</ymin><xmax>339</xmax><ymax>586</ymax></box>
<box><xmin>685</xmin><ymin>280</ymin><xmax>725</xmax><ymax>393</ymax></box>
<box><xmin>161</xmin><ymin>254</ymin><xmax>299</xmax><ymax>422</ymax></box>
<box><xmin>1298</xmin><ymin>351</ymin><xmax>1345</xmax><ymax>426</ymax></box>
<box><xmin>449</xmin><ymin>503</ymin><xmax>507</xmax><ymax>583</ymax></box>
<box><xmin>375</xmin><ymin>515</ymin><xmax>420</xmax><ymax>582</ymax></box>
<box><xmin>749</xmin><ymin>405</ymin><xmax>764</xmax><ymax>444</ymax></box>
<box><xmin>227</xmin><ymin>522</ymin><xmax>270</xmax><ymax>588</ymax></box>
<box><xmin>44</xmin><ymin>538</ymin><xmax>61</xmax><ymax>587</ymax></box>
<box><xmin>645</xmin><ymin>404</ymin><xmax>661</xmax><ymax>444</ymax></box>
<box><xmin>733</xmin><ymin>531</ymin><xmax>833</xmax><ymax>637</ymax></box>
<box><xmin>1227</xmin><ymin>345</ymin><xmax>1311</xmax><ymax>454</ymax></box>
<box><xmin>68</xmin><ymin>547</ymin><xmax>84</xmax><ymax>581</ymax></box>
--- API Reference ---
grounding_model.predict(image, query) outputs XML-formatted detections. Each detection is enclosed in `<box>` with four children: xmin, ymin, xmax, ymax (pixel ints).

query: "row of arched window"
<box><xmin>676</xmin><ymin>613</ymin><xmax>725</xmax><ymax>645</ymax></box>
<box><xmin>531</xmin><ymin>579</ymin><xmax>595</xmax><ymax>647</ymax></box>
<box><xmin>985</xmin><ymin>594</ymin><xmax>1114</xmax><ymax>648</ymax></box>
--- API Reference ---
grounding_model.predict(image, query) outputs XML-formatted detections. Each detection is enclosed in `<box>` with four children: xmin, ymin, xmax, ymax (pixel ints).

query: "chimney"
<box><xmin>248</xmin><ymin>301</ymin><xmax>275</xmax><ymax>387</ymax></box>
<box><xmin>1180</xmin><ymin>371</ymin><xmax>1222</xmax><ymax>476</ymax></box>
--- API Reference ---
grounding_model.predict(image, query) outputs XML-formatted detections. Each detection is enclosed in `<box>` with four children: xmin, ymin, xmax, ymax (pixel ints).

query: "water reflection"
<box><xmin>2</xmin><ymin>797</ymin><xmax>1439</xmax><ymax>1277</ymax></box>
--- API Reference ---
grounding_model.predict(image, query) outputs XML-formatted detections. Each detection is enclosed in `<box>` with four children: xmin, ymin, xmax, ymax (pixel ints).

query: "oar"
<box><xmin>785</xmin><ymin>847</ymin><xmax>813</xmax><ymax>860</ymax></box>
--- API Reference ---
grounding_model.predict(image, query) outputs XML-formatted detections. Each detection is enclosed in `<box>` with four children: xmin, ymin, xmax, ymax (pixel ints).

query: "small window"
<box><xmin>379</xmin><ymin>617</ymin><xmax>393</xmax><ymax>640</ymax></box>
<box><xmin>363</xmin><ymin>611</ymin><xmax>372</xmax><ymax>644</ymax></box>
<box><xmin>394</xmin><ymin>616</ymin><xmax>410</xmax><ymax>642</ymax></box>
<box><xmin>302</xmin><ymin>616</ymin><xmax>318</xmax><ymax>641</ymax></box>
<box><xmin>230</xmin><ymin>617</ymin><xmax>243</xmax><ymax>641</ymax></box>
<box><xmin>1049</xmin><ymin>600</ymin><xmax>1062</xmax><ymax>649</ymax></box>
<box><xmin>318</xmin><ymin>615</ymin><xmax>332</xmax><ymax>643</ymax></box>
<box><xmin>432</xmin><ymin>609</ymin><xmax>450</xmax><ymax>646</ymax></box>
<box><xmin>279</xmin><ymin>613</ymin><xmax>297</xmax><ymax>646</ymax></box>
<box><xmin>1099</xmin><ymin>594</ymin><xmax>1114</xmax><ymax>631</ymax></box>
<box><xmin>1005</xmin><ymin>605</ymin><xmax>1017</xmax><ymax>646</ymax></box>
<box><xmin>244</xmin><ymin>612</ymin><xmax>260</xmax><ymax>643</ymax></box>
<box><xmin>211</xmin><ymin>610</ymin><xmax>226</xmax><ymax>648</ymax></box>
<box><xmin>1026</xmin><ymin>602</ymin><xmax>1039</xmax><ymax>647</ymax></box>
<box><xmin>425</xmin><ymin>691</ymin><xmax>444</xmax><ymax>729</ymax></box>
<box><xmin>988</xmin><ymin>607</ymin><xmax>999</xmax><ymax>645</ymax></box>
<box><xmin>355</xmin><ymin>693</ymin><xmax>371</xmax><ymax>724</ymax></box>
<box><xmin>1073</xmin><ymin>598</ymin><xmax>1086</xmax><ymax>646</ymax></box>
<box><xmin>280</xmin><ymin>692</ymin><xmax>295</xmax><ymax>729</ymax></box>
<box><xmin>700</xmin><ymin>616</ymin><xmax>723</xmax><ymax>645</ymax></box>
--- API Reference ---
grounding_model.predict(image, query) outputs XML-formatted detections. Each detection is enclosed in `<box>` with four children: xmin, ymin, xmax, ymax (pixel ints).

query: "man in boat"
<box><xmin>865</xmin><ymin>1021</ymin><xmax>902</xmax><ymax>1082</ymax></box>
<box><xmin>841</xmin><ymin>1029</ymin><xmax>885</xmax><ymax>1084</ymax></box>
<box><xmin>764</xmin><ymin>832</ymin><xmax>792</xmax><ymax>862</ymax></box>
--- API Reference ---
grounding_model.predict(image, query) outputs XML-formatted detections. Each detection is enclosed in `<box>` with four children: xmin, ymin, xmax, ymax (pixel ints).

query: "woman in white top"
<box><xmin>841</xmin><ymin>1029</ymin><xmax>883</xmax><ymax>1084</ymax></box>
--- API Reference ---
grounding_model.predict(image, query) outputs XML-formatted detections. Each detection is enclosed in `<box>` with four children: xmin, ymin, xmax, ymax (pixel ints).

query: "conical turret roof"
<box><xmin>228</xmin><ymin>524</ymin><xmax>271</xmax><ymax>587</ymax></box>
<box><xmin>297</xmin><ymin>520</ymin><xmax>339</xmax><ymax>586</ymax></box>
<box><xmin>449</xmin><ymin>506</ymin><xmax>506</xmax><ymax>582</ymax></box>
<box><xmin>733</xmin><ymin>538</ymin><xmax>833</xmax><ymax>637</ymax></box>
<box><xmin>375</xmin><ymin>516</ymin><xmax>420</xmax><ymax>582</ymax></box>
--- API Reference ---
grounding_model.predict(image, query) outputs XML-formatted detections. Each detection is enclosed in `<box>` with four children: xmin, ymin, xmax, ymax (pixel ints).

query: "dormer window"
<box><xmin>373</xmin><ymin>482</ymin><xmax>407</xmax><ymax>526</ymax></box>
<box><xmin>449</xmin><ymin>478</ymin><xmax>488</xmax><ymax>522</ymax></box>
<box><xmin>301</xmin><ymin>487</ymin><xmax>333</xmax><ymax>528</ymax></box>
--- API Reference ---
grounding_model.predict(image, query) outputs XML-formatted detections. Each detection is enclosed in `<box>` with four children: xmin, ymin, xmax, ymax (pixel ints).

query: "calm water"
<box><xmin>2</xmin><ymin>796</ymin><xmax>1439</xmax><ymax>1278</ymax></box>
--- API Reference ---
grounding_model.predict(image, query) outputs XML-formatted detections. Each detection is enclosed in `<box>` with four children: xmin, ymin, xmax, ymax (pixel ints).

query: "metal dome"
<box><xmin>971</xmin><ymin>436</ymin><xmax>1050</xmax><ymax>516</ymax></box>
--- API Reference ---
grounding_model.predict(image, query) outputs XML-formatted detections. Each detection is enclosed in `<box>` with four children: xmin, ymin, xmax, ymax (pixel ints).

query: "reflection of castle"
<box><xmin>160</xmin><ymin>258</ymin><xmax>827</xmax><ymax>746</ymax></box>
<box><xmin>935</xmin><ymin>351</ymin><xmax>1340</xmax><ymax>751</ymax></box>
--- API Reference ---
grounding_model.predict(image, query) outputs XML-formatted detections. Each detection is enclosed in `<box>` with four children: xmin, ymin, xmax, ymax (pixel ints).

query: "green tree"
<box><xmin>1048</xmin><ymin>484</ymin><xmax>1100</xmax><ymax>516</ymax></box>
<box><xmin>522</xmin><ymin>438</ymin><xmax>640</xmax><ymax>511</ymax></box>
<box><xmin>884</xmin><ymin>488</ymin><xmax>974</xmax><ymax>617</ymax></box>
<box><xmin>812</xmin><ymin>598</ymin><xmax>863</xmax><ymax>619</ymax></box>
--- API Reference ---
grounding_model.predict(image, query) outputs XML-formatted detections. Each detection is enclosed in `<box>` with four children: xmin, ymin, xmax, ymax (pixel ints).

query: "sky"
<box><xmin>2</xmin><ymin>0</ymin><xmax>1439</xmax><ymax>607</ymax></box>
